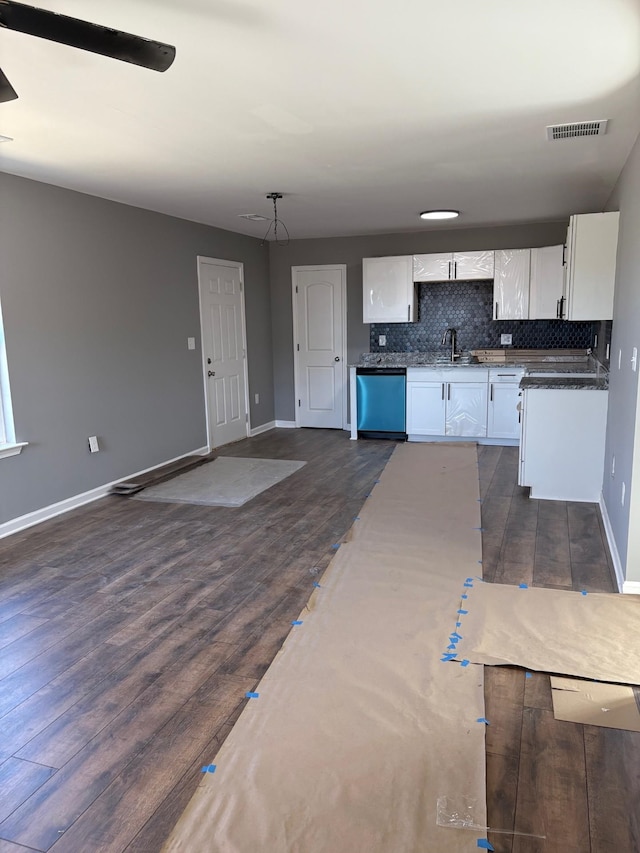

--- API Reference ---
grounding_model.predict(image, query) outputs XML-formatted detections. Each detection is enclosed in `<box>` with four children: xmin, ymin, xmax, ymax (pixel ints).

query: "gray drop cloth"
<box><xmin>134</xmin><ymin>457</ymin><xmax>306</xmax><ymax>507</ymax></box>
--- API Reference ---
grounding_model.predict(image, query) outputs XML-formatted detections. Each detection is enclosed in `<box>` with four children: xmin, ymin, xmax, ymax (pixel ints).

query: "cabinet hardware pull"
<box><xmin>559</xmin><ymin>295</ymin><xmax>565</xmax><ymax>319</ymax></box>
<box><xmin>407</xmin><ymin>304</ymin><xmax>411</xmax><ymax>321</ymax></box>
<box><xmin>497</xmin><ymin>373</ymin><xmax>516</xmax><ymax>377</ymax></box>
<box><xmin>556</xmin><ymin>298</ymin><xmax>561</xmax><ymax>319</ymax></box>
<box><xmin>495</xmin><ymin>301</ymin><xmax>499</xmax><ymax>320</ymax></box>
<box><xmin>490</xmin><ymin>385</ymin><xmax>493</xmax><ymax>402</ymax></box>
<box><xmin>441</xmin><ymin>383</ymin><xmax>445</xmax><ymax>400</ymax></box>
<box><xmin>448</xmin><ymin>261</ymin><xmax>452</xmax><ymax>279</ymax></box>
<box><xmin>447</xmin><ymin>384</ymin><xmax>451</xmax><ymax>401</ymax></box>
<box><xmin>454</xmin><ymin>260</ymin><xmax>457</xmax><ymax>279</ymax></box>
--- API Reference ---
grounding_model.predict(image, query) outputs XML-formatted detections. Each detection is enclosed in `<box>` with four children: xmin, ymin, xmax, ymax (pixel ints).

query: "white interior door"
<box><xmin>293</xmin><ymin>265</ymin><xmax>346</xmax><ymax>429</ymax></box>
<box><xmin>198</xmin><ymin>258</ymin><xmax>248</xmax><ymax>449</ymax></box>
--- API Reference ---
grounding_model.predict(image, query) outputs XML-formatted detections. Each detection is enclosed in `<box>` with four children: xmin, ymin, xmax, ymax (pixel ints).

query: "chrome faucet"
<box><xmin>441</xmin><ymin>327</ymin><xmax>460</xmax><ymax>363</ymax></box>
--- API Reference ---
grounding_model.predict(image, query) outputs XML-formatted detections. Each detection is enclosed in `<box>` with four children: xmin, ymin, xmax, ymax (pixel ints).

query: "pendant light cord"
<box><xmin>261</xmin><ymin>193</ymin><xmax>290</xmax><ymax>247</ymax></box>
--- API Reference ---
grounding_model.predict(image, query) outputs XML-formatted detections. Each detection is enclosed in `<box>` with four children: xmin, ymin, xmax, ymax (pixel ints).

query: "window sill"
<box><xmin>0</xmin><ymin>442</ymin><xmax>28</xmax><ymax>460</ymax></box>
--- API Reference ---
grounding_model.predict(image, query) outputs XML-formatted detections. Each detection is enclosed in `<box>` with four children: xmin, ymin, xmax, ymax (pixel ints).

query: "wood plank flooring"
<box><xmin>0</xmin><ymin>433</ymin><xmax>637</xmax><ymax>852</ymax></box>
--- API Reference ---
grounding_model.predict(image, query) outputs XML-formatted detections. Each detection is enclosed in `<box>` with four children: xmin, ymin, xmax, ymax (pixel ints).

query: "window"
<box><xmin>0</xmin><ymin>294</ymin><xmax>26</xmax><ymax>459</ymax></box>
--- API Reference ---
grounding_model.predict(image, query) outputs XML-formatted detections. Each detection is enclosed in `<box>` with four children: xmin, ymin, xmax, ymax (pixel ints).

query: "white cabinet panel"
<box><xmin>494</xmin><ymin>249</ymin><xmax>530</xmax><ymax>320</ymax></box>
<box><xmin>453</xmin><ymin>250</ymin><xmax>494</xmax><ymax>280</ymax></box>
<box><xmin>529</xmin><ymin>245</ymin><xmax>565</xmax><ymax>320</ymax></box>
<box><xmin>406</xmin><ymin>382</ymin><xmax>446</xmax><ymax>435</ymax></box>
<box><xmin>363</xmin><ymin>256</ymin><xmax>416</xmax><ymax>323</ymax></box>
<box><xmin>413</xmin><ymin>251</ymin><xmax>494</xmax><ymax>282</ymax></box>
<box><xmin>413</xmin><ymin>253</ymin><xmax>452</xmax><ymax>282</ymax></box>
<box><xmin>488</xmin><ymin>383</ymin><xmax>520</xmax><ymax>439</ymax></box>
<box><xmin>445</xmin><ymin>383</ymin><xmax>488</xmax><ymax>437</ymax></box>
<box><xmin>565</xmin><ymin>212</ymin><xmax>619</xmax><ymax>320</ymax></box>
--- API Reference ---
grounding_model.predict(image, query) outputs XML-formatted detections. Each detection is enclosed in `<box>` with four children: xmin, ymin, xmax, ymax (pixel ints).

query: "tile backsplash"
<box><xmin>369</xmin><ymin>281</ymin><xmax>596</xmax><ymax>352</ymax></box>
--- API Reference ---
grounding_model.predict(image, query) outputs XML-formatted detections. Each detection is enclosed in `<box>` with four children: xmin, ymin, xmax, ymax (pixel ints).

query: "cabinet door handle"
<box><xmin>454</xmin><ymin>260</ymin><xmax>457</xmax><ymax>279</ymax></box>
<box><xmin>490</xmin><ymin>384</ymin><xmax>494</xmax><ymax>402</ymax></box>
<box><xmin>447</xmin><ymin>384</ymin><xmax>451</xmax><ymax>401</ymax></box>
<box><xmin>556</xmin><ymin>298</ymin><xmax>561</xmax><ymax>319</ymax></box>
<box><xmin>495</xmin><ymin>301</ymin><xmax>499</xmax><ymax>320</ymax></box>
<box><xmin>441</xmin><ymin>383</ymin><xmax>445</xmax><ymax>400</ymax></box>
<box><xmin>407</xmin><ymin>304</ymin><xmax>411</xmax><ymax>321</ymax></box>
<box><xmin>559</xmin><ymin>295</ymin><xmax>565</xmax><ymax>319</ymax></box>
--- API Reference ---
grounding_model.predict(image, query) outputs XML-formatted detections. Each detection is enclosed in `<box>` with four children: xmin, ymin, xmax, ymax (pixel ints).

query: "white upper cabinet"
<box><xmin>453</xmin><ymin>250</ymin><xmax>495</xmax><ymax>281</ymax></box>
<box><xmin>529</xmin><ymin>245</ymin><xmax>565</xmax><ymax>320</ymax></box>
<box><xmin>493</xmin><ymin>249</ymin><xmax>531</xmax><ymax>320</ymax></box>
<box><xmin>565</xmin><ymin>212</ymin><xmax>619</xmax><ymax>320</ymax></box>
<box><xmin>362</xmin><ymin>256</ymin><xmax>416</xmax><ymax>323</ymax></box>
<box><xmin>413</xmin><ymin>253</ymin><xmax>452</xmax><ymax>281</ymax></box>
<box><xmin>413</xmin><ymin>251</ymin><xmax>494</xmax><ymax>282</ymax></box>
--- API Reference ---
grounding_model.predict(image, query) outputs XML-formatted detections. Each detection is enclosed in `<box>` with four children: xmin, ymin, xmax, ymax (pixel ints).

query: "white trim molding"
<box><xmin>275</xmin><ymin>420</ymin><xmax>297</xmax><ymax>429</ymax></box>
<box><xmin>0</xmin><ymin>441</ymin><xmax>28</xmax><ymax>460</ymax></box>
<box><xmin>0</xmin><ymin>445</ymin><xmax>209</xmax><ymax>540</ymax></box>
<box><xmin>249</xmin><ymin>420</ymin><xmax>275</xmax><ymax>437</ymax></box>
<box><xmin>599</xmin><ymin>494</ymin><xmax>624</xmax><ymax>592</ymax></box>
<box><xmin>622</xmin><ymin>580</ymin><xmax>640</xmax><ymax>595</ymax></box>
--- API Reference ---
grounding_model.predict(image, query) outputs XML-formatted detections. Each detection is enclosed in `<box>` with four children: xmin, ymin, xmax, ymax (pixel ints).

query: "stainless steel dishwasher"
<box><xmin>356</xmin><ymin>367</ymin><xmax>407</xmax><ymax>440</ymax></box>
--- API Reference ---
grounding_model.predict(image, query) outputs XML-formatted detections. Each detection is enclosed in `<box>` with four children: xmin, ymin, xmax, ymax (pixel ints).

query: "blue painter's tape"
<box><xmin>461</xmin><ymin>593</ymin><xmax>468</xmax><ymax>600</ymax></box>
<box><xmin>374</xmin><ymin>479</ymin><xmax>380</xmax><ymax>484</ymax></box>
<box><xmin>447</xmin><ymin>644</ymin><xmax>456</xmax><ymax>651</ymax></box>
<box><xmin>476</xmin><ymin>717</ymin><xmax>490</xmax><ymax>725</ymax></box>
<box><xmin>441</xmin><ymin>653</ymin><xmax>457</xmax><ymax>662</ymax></box>
<box><xmin>457</xmin><ymin>609</ymin><xmax>468</xmax><ymax>615</ymax></box>
<box><xmin>466</xmin><ymin>577</ymin><xmax>474</xmax><ymax>583</ymax></box>
<box><xmin>331</xmin><ymin>543</ymin><xmax>340</xmax><ymax>550</ymax></box>
<box><xmin>526</xmin><ymin>672</ymin><xmax>533</xmax><ymax>679</ymax></box>
<box><xmin>201</xmin><ymin>764</ymin><xmax>217</xmax><ymax>774</ymax></box>
<box><xmin>460</xmin><ymin>659</ymin><xmax>470</xmax><ymax>667</ymax></box>
<box><xmin>581</xmin><ymin>589</ymin><xmax>588</xmax><ymax>596</ymax></box>
<box><xmin>478</xmin><ymin>560</ymin><xmax>483</xmax><ymax>564</ymax></box>
<box><xmin>313</xmin><ymin>581</ymin><xmax>321</xmax><ymax>588</ymax></box>
<box><xmin>353</xmin><ymin>516</ymin><xmax>360</xmax><ymax>521</ymax></box>
<box><xmin>246</xmin><ymin>691</ymin><xmax>259</xmax><ymax>699</ymax></box>
<box><xmin>292</xmin><ymin>620</ymin><xmax>303</xmax><ymax>626</ymax></box>
<box><xmin>473</xmin><ymin>527</ymin><xmax>484</xmax><ymax>531</ymax></box>
<box><xmin>451</xmin><ymin>632</ymin><xmax>462</xmax><ymax>640</ymax></box>
<box><xmin>477</xmin><ymin>840</ymin><xmax>495</xmax><ymax>851</ymax></box>
<box><xmin>519</xmin><ymin>583</ymin><xmax>529</xmax><ymax>589</ymax></box>
<box><xmin>456</xmin><ymin>621</ymin><xmax>462</xmax><ymax>627</ymax></box>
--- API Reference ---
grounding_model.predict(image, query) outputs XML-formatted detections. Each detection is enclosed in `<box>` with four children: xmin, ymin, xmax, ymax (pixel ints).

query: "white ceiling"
<box><xmin>1</xmin><ymin>0</ymin><xmax>639</xmax><ymax>239</ymax></box>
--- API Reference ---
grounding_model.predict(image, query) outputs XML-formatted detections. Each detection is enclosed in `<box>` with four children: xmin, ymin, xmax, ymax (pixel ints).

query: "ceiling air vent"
<box><xmin>238</xmin><ymin>213</ymin><xmax>268</xmax><ymax>221</ymax></box>
<box><xmin>546</xmin><ymin>120</ymin><xmax>609</xmax><ymax>141</ymax></box>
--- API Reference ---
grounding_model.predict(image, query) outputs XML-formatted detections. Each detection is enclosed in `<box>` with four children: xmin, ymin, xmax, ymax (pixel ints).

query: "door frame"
<box><xmin>197</xmin><ymin>256</ymin><xmax>250</xmax><ymax>451</ymax></box>
<box><xmin>291</xmin><ymin>264</ymin><xmax>348</xmax><ymax>430</ymax></box>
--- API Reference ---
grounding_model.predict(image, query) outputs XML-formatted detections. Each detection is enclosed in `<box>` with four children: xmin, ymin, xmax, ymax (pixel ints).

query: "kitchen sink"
<box><xmin>434</xmin><ymin>353</ymin><xmax>478</xmax><ymax>365</ymax></box>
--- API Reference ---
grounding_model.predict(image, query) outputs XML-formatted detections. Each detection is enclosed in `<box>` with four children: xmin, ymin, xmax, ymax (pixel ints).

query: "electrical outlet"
<box><xmin>622</xmin><ymin>481</ymin><xmax>626</xmax><ymax>506</ymax></box>
<box><xmin>254</xmin><ymin>393</ymin><xmax>259</xmax><ymax>404</ymax></box>
<box><xmin>379</xmin><ymin>335</ymin><xmax>386</xmax><ymax>347</ymax></box>
<box><xmin>500</xmin><ymin>333</ymin><xmax>512</xmax><ymax>346</ymax></box>
<box><xmin>88</xmin><ymin>436</ymin><xmax>100</xmax><ymax>453</ymax></box>
<box><xmin>187</xmin><ymin>337</ymin><xmax>196</xmax><ymax>350</ymax></box>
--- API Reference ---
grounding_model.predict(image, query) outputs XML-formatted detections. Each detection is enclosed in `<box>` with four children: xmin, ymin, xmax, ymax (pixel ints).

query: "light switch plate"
<box><xmin>379</xmin><ymin>335</ymin><xmax>386</xmax><ymax>346</ymax></box>
<box><xmin>88</xmin><ymin>435</ymin><xmax>100</xmax><ymax>453</ymax></box>
<box><xmin>501</xmin><ymin>333</ymin><xmax>512</xmax><ymax>345</ymax></box>
<box><xmin>187</xmin><ymin>337</ymin><xmax>196</xmax><ymax>350</ymax></box>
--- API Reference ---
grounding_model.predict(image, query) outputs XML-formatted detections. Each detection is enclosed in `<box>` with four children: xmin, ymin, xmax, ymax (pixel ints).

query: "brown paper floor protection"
<box><xmin>163</xmin><ymin>443</ymin><xmax>488</xmax><ymax>853</ymax></box>
<box><xmin>450</xmin><ymin>582</ymin><xmax>640</xmax><ymax>684</ymax></box>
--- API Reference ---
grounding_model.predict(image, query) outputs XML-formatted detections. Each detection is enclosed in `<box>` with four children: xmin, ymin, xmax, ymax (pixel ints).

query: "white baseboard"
<box><xmin>275</xmin><ymin>420</ymin><xmax>297</xmax><ymax>429</ymax></box>
<box><xmin>0</xmin><ymin>445</ymin><xmax>210</xmax><ymax>541</ymax></box>
<box><xmin>599</xmin><ymin>494</ymin><xmax>625</xmax><ymax>593</ymax></box>
<box><xmin>622</xmin><ymin>580</ymin><xmax>640</xmax><ymax>595</ymax></box>
<box><xmin>249</xmin><ymin>420</ymin><xmax>275</xmax><ymax>437</ymax></box>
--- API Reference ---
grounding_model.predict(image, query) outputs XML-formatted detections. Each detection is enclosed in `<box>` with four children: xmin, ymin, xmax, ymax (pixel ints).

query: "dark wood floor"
<box><xmin>0</xmin><ymin>432</ymin><xmax>637</xmax><ymax>852</ymax></box>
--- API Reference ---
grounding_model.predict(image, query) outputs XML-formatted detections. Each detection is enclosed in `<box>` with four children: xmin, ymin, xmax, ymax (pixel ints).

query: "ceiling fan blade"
<box><xmin>0</xmin><ymin>1</ymin><xmax>175</xmax><ymax>72</ymax></box>
<box><xmin>0</xmin><ymin>66</ymin><xmax>18</xmax><ymax>101</ymax></box>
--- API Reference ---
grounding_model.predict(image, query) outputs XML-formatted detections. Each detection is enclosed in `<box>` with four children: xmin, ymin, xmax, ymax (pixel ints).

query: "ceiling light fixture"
<box><xmin>420</xmin><ymin>210</ymin><xmax>460</xmax><ymax>220</ymax></box>
<box><xmin>261</xmin><ymin>192</ymin><xmax>290</xmax><ymax>246</ymax></box>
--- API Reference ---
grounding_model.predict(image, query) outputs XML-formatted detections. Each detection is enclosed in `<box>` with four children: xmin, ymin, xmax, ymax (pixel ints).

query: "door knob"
<box><xmin>208</xmin><ymin>370</ymin><xmax>215</xmax><ymax>377</ymax></box>
<box><xmin>334</xmin><ymin>356</ymin><xmax>340</xmax><ymax>362</ymax></box>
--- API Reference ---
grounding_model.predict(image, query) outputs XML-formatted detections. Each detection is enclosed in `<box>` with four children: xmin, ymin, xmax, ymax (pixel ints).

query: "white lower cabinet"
<box><xmin>446</xmin><ymin>382</ymin><xmax>488</xmax><ymax>436</ymax></box>
<box><xmin>487</xmin><ymin>369</ymin><xmax>524</xmax><ymax>440</ymax></box>
<box><xmin>406</xmin><ymin>381</ymin><xmax>446</xmax><ymax>435</ymax></box>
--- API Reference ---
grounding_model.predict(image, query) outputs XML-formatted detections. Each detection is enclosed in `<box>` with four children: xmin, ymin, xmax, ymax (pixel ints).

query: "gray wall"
<box><xmin>269</xmin><ymin>221</ymin><xmax>568</xmax><ymax>422</ymax></box>
<box><xmin>603</xmin><ymin>132</ymin><xmax>640</xmax><ymax>583</ymax></box>
<box><xmin>0</xmin><ymin>173</ymin><xmax>273</xmax><ymax>525</ymax></box>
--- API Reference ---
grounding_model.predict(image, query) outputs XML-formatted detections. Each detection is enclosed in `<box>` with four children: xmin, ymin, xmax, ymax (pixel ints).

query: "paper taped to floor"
<box><xmin>446</xmin><ymin>582</ymin><xmax>640</xmax><ymax>685</ymax></box>
<box><xmin>551</xmin><ymin>676</ymin><xmax>640</xmax><ymax>732</ymax></box>
<box><xmin>163</xmin><ymin>443</ymin><xmax>487</xmax><ymax>853</ymax></box>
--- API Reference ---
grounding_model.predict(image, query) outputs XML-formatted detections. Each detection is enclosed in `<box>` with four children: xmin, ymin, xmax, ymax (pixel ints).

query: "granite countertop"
<box><xmin>350</xmin><ymin>351</ymin><xmax>603</xmax><ymax>373</ymax></box>
<box><xmin>520</xmin><ymin>376</ymin><xmax>609</xmax><ymax>391</ymax></box>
